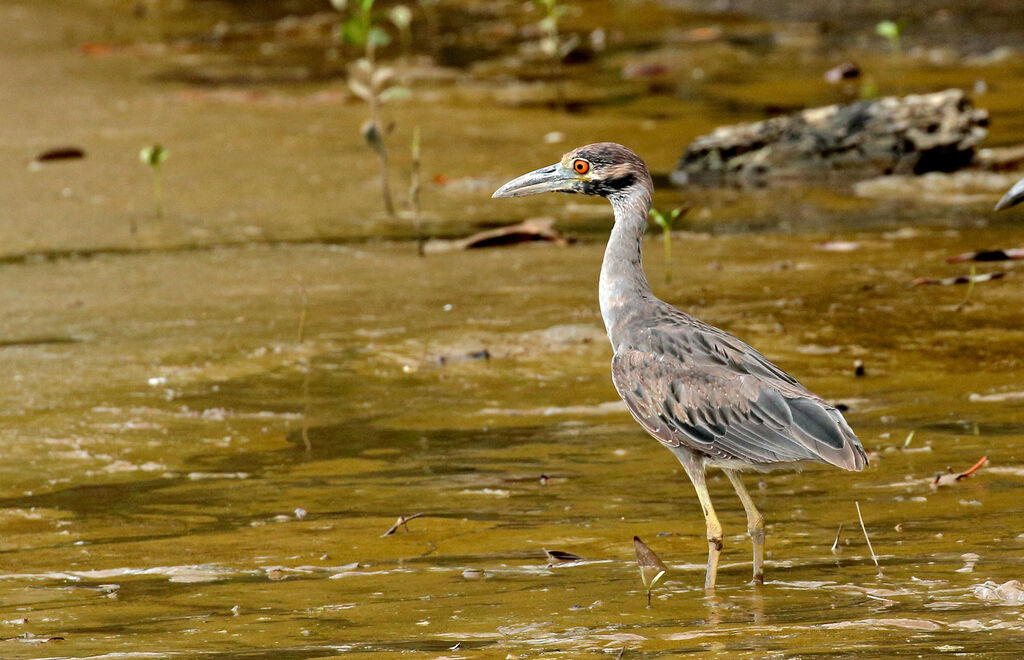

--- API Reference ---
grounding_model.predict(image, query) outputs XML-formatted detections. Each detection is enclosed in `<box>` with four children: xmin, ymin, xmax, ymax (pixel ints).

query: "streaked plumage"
<box><xmin>493</xmin><ymin>143</ymin><xmax>867</xmax><ymax>588</ymax></box>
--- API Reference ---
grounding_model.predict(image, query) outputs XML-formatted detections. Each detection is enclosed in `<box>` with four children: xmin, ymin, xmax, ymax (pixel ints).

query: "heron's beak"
<box><xmin>995</xmin><ymin>176</ymin><xmax>1024</xmax><ymax>211</ymax></box>
<box><xmin>492</xmin><ymin>163</ymin><xmax>577</xmax><ymax>198</ymax></box>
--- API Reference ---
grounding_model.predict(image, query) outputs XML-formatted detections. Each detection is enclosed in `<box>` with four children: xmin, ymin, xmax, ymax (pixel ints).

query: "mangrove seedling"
<box><xmin>532</xmin><ymin>0</ymin><xmax>576</xmax><ymax>109</ymax></box>
<box><xmin>633</xmin><ymin>536</ymin><xmax>667</xmax><ymax>606</ymax></box>
<box><xmin>875</xmin><ymin>20</ymin><xmax>903</xmax><ymax>55</ymax></box>
<box><xmin>648</xmin><ymin>206</ymin><xmax>686</xmax><ymax>283</ymax></box>
<box><xmin>334</xmin><ymin>0</ymin><xmax>411</xmax><ymax>218</ymax></box>
<box><xmin>410</xmin><ymin>126</ymin><xmax>424</xmax><ymax>255</ymax></box>
<box><xmin>139</xmin><ymin>144</ymin><xmax>169</xmax><ymax>222</ymax></box>
<box><xmin>388</xmin><ymin>5</ymin><xmax>413</xmax><ymax>62</ymax></box>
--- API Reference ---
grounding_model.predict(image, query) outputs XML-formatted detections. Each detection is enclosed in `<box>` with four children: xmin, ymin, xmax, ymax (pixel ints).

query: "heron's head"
<box><xmin>492</xmin><ymin>142</ymin><xmax>652</xmax><ymax>200</ymax></box>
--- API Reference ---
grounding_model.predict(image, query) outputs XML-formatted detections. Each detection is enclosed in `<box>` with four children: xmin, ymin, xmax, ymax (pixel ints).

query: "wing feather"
<box><xmin>611</xmin><ymin>322</ymin><xmax>867</xmax><ymax>471</ymax></box>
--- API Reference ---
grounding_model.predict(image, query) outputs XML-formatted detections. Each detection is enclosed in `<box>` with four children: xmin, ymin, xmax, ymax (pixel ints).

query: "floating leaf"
<box><xmin>544</xmin><ymin>549</ymin><xmax>584</xmax><ymax>565</ymax></box>
<box><xmin>931</xmin><ymin>456</ymin><xmax>988</xmax><ymax>489</ymax></box>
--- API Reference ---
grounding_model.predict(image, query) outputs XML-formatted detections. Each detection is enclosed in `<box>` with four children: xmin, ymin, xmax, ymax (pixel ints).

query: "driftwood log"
<box><xmin>674</xmin><ymin>89</ymin><xmax>988</xmax><ymax>182</ymax></box>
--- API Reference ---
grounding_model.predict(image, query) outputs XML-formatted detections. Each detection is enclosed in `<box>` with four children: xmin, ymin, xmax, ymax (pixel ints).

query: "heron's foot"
<box><xmin>704</xmin><ymin>536</ymin><xmax>722</xmax><ymax>590</ymax></box>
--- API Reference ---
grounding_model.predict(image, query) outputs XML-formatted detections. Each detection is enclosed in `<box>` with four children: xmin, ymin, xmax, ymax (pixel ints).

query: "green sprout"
<box><xmin>875</xmin><ymin>20</ymin><xmax>903</xmax><ymax>55</ymax></box>
<box><xmin>633</xmin><ymin>536</ymin><xmax>667</xmax><ymax>607</ymax></box>
<box><xmin>333</xmin><ymin>0</ymin><xmax>411</xmax><ymax>218</ymax></box>
<box><xmin>532</xmin><ymin>0</ymin><xmax>576</xmax><ymax>109</ymax></box>
<box><xmin>648</xmin><ymin>206</ymin><xmax>686</xmax><ymax>283</ymax></box>
<box><xmin>410</xmin><ymin>126</ymin><xmax>424</xmax><ymax>256</ymax></box>
<box><xmin>139</xmin><ymin>144</ymin><xmax>169</xmax><ymax>221</ymax></box>
<box><xmin>388</xmin><ymin>5</ymin><xmax>413</xmax><ymax>62</ymax></box>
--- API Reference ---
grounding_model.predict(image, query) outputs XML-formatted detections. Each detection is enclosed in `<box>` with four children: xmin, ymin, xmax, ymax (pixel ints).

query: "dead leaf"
<box><xmin>634</xmin><ymin>536</ymin><xmax>667</xmax><ymax>605</ymax></box>
<box><xmin>931</xmin><ymin>456</ymin><xmax>988</xmax><ymax>488</ymax></box>
<box><xmin>381</xmin><ymin>512</ymin><xmax>425</xmax><ymax>537</ymax></box>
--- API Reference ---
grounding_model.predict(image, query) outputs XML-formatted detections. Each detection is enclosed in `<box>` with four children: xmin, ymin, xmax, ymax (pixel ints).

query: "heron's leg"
<box><xmin>677</xmin><ymin>453</ymin><xmax>722</xmax><ymax>591</ymax></box>
<box><xmin>724</xmin><ymin>469</ymin><xmax>765</xmax><ymax>585</ymax></box>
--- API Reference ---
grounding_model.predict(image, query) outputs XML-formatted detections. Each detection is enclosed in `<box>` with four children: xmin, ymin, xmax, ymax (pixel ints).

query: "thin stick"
<box><xmin>381</xmin><ymin>512</ymin><xmax>425</xmax><ymax>537</ymax></box>
<box><xmin>957</xmin><ymin>455</ymin><xmax>988</xmax><ymax>479</ymax></box>
<box><xmin>855</xmin><ymin>501</ymin><xmax>882</xmax><ymax>577</ymax></box>
<box><xmin>830</xmin><ymin>523</ymin><xmax>843</xmax><ymax>552</ymax></box>
<box><xmin>296</xmin><ymin>279</ymin><xmax>308</xmax><ymax>344</ymax></box>
<box><xmin>410</xmin><ymin>126</ymin><xmax>424</xmax><ymax>256</ymax></box>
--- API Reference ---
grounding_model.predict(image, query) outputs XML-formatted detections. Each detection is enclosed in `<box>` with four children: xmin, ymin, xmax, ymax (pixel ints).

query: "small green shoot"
<box><xmin>139</xmin><ymin>144</ymin><xmax>169</xmax><ymax>222</ymax></box>
<box><xmin>410</xmin><ymin>126</ymin><xmax>424</xmax><ymax>256</ymax></box>
<box><xmin>875</xmin><ymin>20</ymin><xmax>903</xmax><ymax>55</ymax></box>
<box><xmin>388</xmin><ymin>5</ymin><xmax>413</xmax><ymax>61</ymax></box>
<box><xmin>633</xmin><ymin>536</ymin><xmax>667</xmax><ymax>606</ymax></box>
<box><xmin>648</xmin><ymin>206</ymin><xmax>686</xmax><ymax>283</ymax></box>
<box><xmin>902</xmin><ymin>430</ymin><xmax>915</xmax><ymax>448</ymax></box>
<box><xmin>333</xmin><ymin>0</ymin><xmax>411</xmax><ymax>218</ymax></box>
<box><xmin>531</xmin><ymin>0</ymin><xmax>576</xmax><ymax>109</ymax></box>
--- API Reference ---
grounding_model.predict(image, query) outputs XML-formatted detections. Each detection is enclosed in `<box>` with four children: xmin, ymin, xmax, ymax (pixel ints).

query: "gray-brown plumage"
<box><xmin>493</xmin><ymin>143</ymin><xmax>867</xmax><ymax>589</ymax></box>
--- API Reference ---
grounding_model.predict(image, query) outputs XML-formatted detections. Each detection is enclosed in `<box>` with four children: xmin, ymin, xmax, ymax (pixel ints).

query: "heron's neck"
<box><xmin>599</xmin><ymin>185</ymin><xmax>654</xmax><ymax>348</ymax></box>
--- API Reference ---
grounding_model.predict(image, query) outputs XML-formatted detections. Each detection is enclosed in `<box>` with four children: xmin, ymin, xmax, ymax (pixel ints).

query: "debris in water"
<box><xmin>423</xmin><ymin>218</ymin><xmax>571</xmax><ymax>253</ymax></box>
<box><xmin>544</xmin><ymin>549</ymin><xmax>584</xmax><ymax>566</ymax></box>
<box><xmin>824</xmin><ymin>61</ymin><xmax>861</xmax><ymax>83</ymax></box>
<box><xmin>853</xmin><ymin>360</ymin><xmax>865</xmax><ymax>377</ymax></box>
<box><xmin>910</xmin><ymin>271</ymin><xmax>1005</xmax><ymax>286</ymax></box>
<box><xmin>931</xmin><ymin>456</ymin><xmax>988</xmax><ymax>489</ymax></box>
<box><xmin>294</xmin><ymin>508</ymin><xmax>307</xmax><ymax>520</ymax></box>
<box><xmin>633</xmin><ymin>536</ymin><xmax>667</xmax><ymax>606</ymax></box>
<box><xmin>956</xmin><ymin>552</ymin><xmax>980</xmax><ymax>573</ymax></box>
<box><xmin>947</xmin><ymin>248</ymin><xmax>1024</xmax><ymax>263</ymax></box>
<box><xmin>973</xmin><ymin>579</ymin><xmax>1024</xmax><ymax>604</ymax></box>
<box><xmin>855</xmin><ymin>501</ymin><xmax>883</xmax><ymax>578</ymax></box>
<box><xmin>969</xmin><ymin>390</ymin><xmax>1024</xmax><ymax>403</ymax></box>
<box><xmin>33</xmin><ymin>147</ymin><xmax>86</xmax><ymax>163</ymax></box>
<box><xmin>381</xmin><ymin>512</ymin><xmax>425</xmax><ymax>537</ymax></box>
<box><xmin>830</xmin><ymin>523</ymin><xmax>844</xmax><ymax>552</ymax></box>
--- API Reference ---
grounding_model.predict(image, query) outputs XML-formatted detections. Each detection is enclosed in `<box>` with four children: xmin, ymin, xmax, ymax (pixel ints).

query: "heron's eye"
<box><xmin>573</xmin><ymin>159</ymin><xmax>590</xmax><ymax>175</ymax></box>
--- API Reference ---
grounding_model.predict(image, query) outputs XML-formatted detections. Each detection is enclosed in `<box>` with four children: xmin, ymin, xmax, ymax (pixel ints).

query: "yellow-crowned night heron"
<box><xmin>493</xmin><ymin>143</ymin><xmax>867</xmax><ymax>589</ymax></box>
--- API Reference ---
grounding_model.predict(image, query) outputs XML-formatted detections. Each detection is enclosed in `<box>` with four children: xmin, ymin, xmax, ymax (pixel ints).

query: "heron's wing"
<box><xmin>651</xmin><ymin>308</ymin><xmax>803</xmax><ymax>390</ymax></box>
<box><xmin>611</xmin><ymin>347</ymin><xmax>866</xmax><ymax>471</ymax></box>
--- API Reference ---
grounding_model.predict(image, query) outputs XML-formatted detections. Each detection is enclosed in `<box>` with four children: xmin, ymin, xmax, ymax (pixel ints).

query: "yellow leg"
<box><xmin>677</xmin><ymin>452</ymin><xmax>723</xmax><ymax>591</ymax></box>
<box><xmin>724</xmin><ymin>469</ymin><xmax>765</xmax><ymax>585</ymax></box>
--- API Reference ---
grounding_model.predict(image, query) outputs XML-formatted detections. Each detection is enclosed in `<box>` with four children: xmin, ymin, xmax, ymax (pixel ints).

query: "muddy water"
<box><xmin>2</xmin><ymin>1</ymin><xmax>1024</xmax><ymax>657</ymax></box>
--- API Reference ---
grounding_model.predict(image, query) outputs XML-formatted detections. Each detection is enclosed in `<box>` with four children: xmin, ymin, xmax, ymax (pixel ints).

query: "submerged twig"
<box><xmin>830</xmin><ymin>523</ymin><xmax>844</xmax><ymax>552</ymax></box>
<box><xmin>855</xmin><ymin>501</ymin><xmax>882</xmax><ymax>578</ymax></box>
<box><xmin>296</xmin><ymin>278</ymin><xmax>311</xmax><ymax>452</ymax></box>
<box><xmin>381</xmin><ymin>512</ymin><xmax>425</xmax><ymax>537</ymax></box>
<box><xmin>932</xmin><ymin>455</ymin><xmax>988</xmax><ymax>488</ymax></box>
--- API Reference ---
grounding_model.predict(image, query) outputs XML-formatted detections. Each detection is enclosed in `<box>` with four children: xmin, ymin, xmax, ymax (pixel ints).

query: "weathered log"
<box><xmin>674</xmin><ymin>89</ymin><xmax>988</xmax><ymax>182</ymax></box>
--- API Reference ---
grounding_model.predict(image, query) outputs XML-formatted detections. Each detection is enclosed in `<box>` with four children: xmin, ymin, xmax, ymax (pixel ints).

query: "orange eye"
<box><xmin>573</xmin><ymin>159</ymin><xmax>590</xmax><ymax>175</ymax></box>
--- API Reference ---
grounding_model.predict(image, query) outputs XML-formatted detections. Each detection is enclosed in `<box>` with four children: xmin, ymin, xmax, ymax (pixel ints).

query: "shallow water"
<box><xmin>2</xmin><ymin>1</ymin><xmax>1024</xmax><ymax>657</ymax></box>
